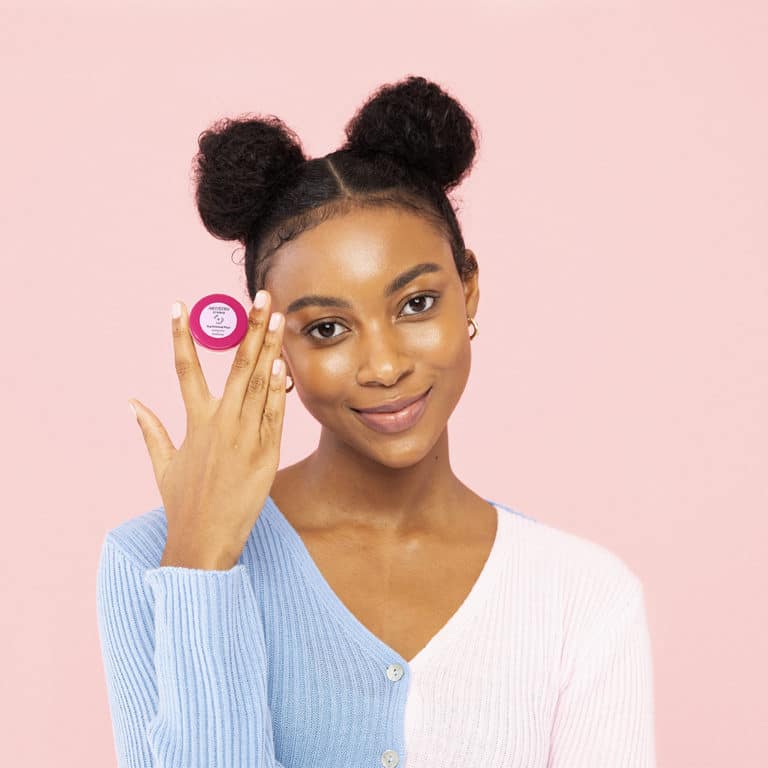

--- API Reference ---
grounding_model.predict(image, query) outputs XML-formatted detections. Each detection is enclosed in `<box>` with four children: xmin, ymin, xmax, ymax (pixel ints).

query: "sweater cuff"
<box><xmin>143</xmin><ymin>563</ymin><xmax>260</xmax><ymax>656</ymax></box>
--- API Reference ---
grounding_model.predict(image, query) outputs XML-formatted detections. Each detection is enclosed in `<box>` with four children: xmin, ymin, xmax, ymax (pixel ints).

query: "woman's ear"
<box><xmin>280</xmin><ymin>345</ymin><xmax>294</xmax><ymax>382</ymax></box>
<box><xmin>280</xmin><ymin>344</ymin><xmax>293</xmax><ymax>381</ymax></box>
<box><xmin>463</xmin><ymin>248</ymin><xmax>480</xmax><ymax>318</ymax></box>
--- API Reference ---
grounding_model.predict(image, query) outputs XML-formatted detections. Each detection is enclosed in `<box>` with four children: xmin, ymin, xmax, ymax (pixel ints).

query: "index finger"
<box><xmin>171</xmin><ymin>300</ymin><xmax>213</xmax><ymax>421</ymax></box>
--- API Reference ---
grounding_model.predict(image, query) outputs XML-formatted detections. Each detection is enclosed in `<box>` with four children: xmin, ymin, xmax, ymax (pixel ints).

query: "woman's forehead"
<box><xmin>266</xmin><ymin>207</ymin><xmax>453</xmax><ymax>294</ymax></box>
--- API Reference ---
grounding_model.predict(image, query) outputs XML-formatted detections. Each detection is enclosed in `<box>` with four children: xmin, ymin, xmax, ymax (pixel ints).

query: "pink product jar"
<box><xmin>189</xmin><ymin>293</ymin><xmax>248</xmax><ymax>350</ymax></box>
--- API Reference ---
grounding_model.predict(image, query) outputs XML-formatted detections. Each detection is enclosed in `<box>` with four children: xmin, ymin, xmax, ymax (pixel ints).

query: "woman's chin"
<box><xmin>351</xmin><ymin>420</ymin><xmax>444</xmax><ymax>469</ymax></box>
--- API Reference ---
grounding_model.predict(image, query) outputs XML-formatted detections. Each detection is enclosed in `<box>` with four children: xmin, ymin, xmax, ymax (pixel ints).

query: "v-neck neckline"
<box><xmin>262</xmin><ymin>494</ymin><xmax>507</xmax><ymax>669</ymax></box>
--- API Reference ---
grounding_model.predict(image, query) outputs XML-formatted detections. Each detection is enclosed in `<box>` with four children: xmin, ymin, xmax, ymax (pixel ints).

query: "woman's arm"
<box><xmin>546</xmin><ymin>575</ymin><xmax>657</xmax><ymax>768</ymax></box>
<box><xmin>96</xmin><ymin>535</ymin><xmax>286</xmax><ymax>768</ymax></box>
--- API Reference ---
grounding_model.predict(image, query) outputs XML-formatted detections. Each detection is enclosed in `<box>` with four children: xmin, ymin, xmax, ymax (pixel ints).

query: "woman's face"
<box><xmin>265</xmin><ymin>205</ymin><xmax>480</xmax><ymax>468</ymax></box>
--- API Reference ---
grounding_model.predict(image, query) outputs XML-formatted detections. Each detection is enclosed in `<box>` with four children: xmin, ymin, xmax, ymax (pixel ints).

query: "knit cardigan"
<box><xmin>96</xmin><ymin>495</ymin><xmax>656</xmax><ymax>767</ymax></box>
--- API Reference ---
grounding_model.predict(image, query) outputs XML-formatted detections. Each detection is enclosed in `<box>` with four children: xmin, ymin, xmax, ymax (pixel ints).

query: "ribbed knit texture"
<box><xmin>96</xmin><ymin>495</ymin><xmax>656</xmax><ymax>767</ymax></box>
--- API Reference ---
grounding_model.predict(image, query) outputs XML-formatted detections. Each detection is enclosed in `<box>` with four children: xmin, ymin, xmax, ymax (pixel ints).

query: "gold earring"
<box><xmin>285</xmin><ymin>373</ymin><xmax>295</xmax><ymax>393</ymax></box>
<box><xmin>468</xmin><ymin>316</ymin><xmax>479</xmax><ymax>340</ymax></box>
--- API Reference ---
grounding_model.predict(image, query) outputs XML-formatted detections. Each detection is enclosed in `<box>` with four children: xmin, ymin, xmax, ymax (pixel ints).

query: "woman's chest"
<box><xmin>257</xmin><ymin>497</ymin><xmax>561</xmax><ymax>767</ymax></box>
<box><xmin>260</xmin><ymin>546</ymin><xmax>561</xmax><ymax>768</ymax></box>
<box><xmin>300</xmin><ymin>528</ymin><xmax>494</xmax><ymax>664</ymax></box>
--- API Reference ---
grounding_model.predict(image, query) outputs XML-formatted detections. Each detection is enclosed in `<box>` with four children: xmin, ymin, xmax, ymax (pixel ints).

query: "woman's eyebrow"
<box><xmin>284</xmin><ymin>261</ymin><xmax>444</xmax><ymax>315</ymax></box>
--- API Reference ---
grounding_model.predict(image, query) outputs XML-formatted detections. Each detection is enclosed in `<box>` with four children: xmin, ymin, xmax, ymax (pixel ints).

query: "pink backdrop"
<box><xmin>2</xmin><ymin>1</ymin><xmax>766</xmax><ymax>766</ymax></box>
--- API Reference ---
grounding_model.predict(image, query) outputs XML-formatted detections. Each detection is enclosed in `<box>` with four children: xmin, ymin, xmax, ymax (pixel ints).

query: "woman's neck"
<box><xmin>272</xmin><ymin>427</ymin><xmax>472</xmax><ymax>536</ymax></box>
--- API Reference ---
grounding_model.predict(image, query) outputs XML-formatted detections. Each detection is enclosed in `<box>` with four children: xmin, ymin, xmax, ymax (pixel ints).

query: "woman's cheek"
<box><xmin>415</xmin><ymin>319</ymin><xmax>470</xmax><ymax>371</ymax></box>
<box><xmin>295</xmin><ymin>345</ymin><xmax>356</xmax><ymax>401</ymax></box>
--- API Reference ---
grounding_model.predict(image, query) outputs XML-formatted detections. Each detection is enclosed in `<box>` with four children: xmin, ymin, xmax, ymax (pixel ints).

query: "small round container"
<box><xmin>189</xmin><ymin>293</ymin><xmax>248</xmax><ymax>350</ymax></box>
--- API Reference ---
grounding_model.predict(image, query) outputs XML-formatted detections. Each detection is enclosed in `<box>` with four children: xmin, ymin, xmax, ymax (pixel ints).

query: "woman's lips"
<box><xmin>351</xmin><ymin>387</ymin><xmax>432</xmax><ymax>434</ymax></box>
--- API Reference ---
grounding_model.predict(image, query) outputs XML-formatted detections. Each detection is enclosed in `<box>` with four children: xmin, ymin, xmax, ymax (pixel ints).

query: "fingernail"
<box><xmin>254</xmin><ymin>290</ymin><xmax>267</xmax><ymax>309</ymax></box>
<box><xmin>128</xmin><ymin>400</ymin><xmax>137</xmax><ymax>419</ymax></box>
<box><xmin>272</xmin><ymin>358</ymin><xmax>283</xmax><ymax>375</ymax></box>
<box><xmin>171</xmin><ymin>301</ymin><xmax>181</xmax><ymax>319</ymax></box>
<box><xmin>269</xmin><ymin>312</ymin><xmax>281</xmax><ymax>331</ymax></box>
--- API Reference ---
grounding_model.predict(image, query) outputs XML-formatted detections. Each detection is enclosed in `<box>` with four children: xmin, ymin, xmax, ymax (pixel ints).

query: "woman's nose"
<box><xmin>356</xmin><ymin>326</ymin><xmax>412</xmax><ymax>385</ymax></box>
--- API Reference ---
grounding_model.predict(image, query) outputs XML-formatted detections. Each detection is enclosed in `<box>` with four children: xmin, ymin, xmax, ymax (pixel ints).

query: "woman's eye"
<box><xmin>400</xmin><ymin>293</ymin><xmax>439</xmax><ymax>316</ymax></box>
<box><xmin>306</xmin><ymin>320</ymin><xmax>346</xmax><ymax>341</ymax></box>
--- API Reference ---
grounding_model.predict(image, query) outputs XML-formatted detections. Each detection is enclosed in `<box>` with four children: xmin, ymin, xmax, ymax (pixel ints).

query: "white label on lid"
<box><xmin>199</xmin><ymin>302</ymin><xmax>237</xmax><ymax>339</ymax></box>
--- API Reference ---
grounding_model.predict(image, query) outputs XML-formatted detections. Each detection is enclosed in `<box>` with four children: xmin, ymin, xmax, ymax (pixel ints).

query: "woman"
<box><xmin>96</xmin><ymin>75</ymin><xmax>656</xmax><ymax>767</ymax></box>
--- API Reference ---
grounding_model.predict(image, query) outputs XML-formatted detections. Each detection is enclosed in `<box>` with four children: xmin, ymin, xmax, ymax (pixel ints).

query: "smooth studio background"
<box><xmin>1</xmin><ymin>1</ymin><xmax>765</xmax><ymax>766</ymax></box>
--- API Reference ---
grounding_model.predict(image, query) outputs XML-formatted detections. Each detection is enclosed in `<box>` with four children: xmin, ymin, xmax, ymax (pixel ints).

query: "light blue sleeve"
<box><xmin>96</xmin><ymin>535</ymin><xmax>286</xmax><ymax>768</ymax></box>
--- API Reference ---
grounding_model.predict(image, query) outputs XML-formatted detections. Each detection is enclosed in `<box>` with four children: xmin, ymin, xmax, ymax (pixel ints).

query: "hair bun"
<box><xmin>192</xmin><ymin>114</ymin><xmax>307</xmax><ymax>243</ymax></box>
<box><xmin>341</xmin><ymin>75</ymin><xmax>478</xmax><ymax>191</ymax></box>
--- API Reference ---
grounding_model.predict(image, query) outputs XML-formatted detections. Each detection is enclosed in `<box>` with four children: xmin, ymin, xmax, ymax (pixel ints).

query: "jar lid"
<box><xmin>189</xmin><ymin>293</ymin><xmax>248</xmax><ymax>350</ymax></box>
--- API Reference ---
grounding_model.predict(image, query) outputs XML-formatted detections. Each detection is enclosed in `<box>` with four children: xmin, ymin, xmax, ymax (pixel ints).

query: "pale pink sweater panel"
<box><xmin>403</xmin><ymin>505</ymin><xmax>656</xmax><ymax>768</ymax></box>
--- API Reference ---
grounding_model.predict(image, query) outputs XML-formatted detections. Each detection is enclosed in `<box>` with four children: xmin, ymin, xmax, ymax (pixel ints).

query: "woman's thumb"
<box><xmin>128</xmin><ymin>399</ymin><xmax>176</xmax><ymax>490</ymax></box>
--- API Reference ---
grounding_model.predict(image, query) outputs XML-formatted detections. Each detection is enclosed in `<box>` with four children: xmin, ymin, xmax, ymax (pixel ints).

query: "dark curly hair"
<box><xmin>191</xmin><ymin>75</ymin><xmax>480</xmax><ymax>301</ymax></box>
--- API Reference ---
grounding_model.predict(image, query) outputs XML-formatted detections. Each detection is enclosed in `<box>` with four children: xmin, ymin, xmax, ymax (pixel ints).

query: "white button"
<box><xmin>386</xmin><ymin>663</ymin><xmax>404</xmax><ymax>681</ymax></box>
<box><xmin>381</xmin><ymin>749</ymin><xmax>399</xmax><ymax>767</ymax></box>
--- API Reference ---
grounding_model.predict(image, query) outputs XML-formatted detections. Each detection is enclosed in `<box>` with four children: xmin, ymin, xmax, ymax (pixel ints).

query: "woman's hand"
<box><xmin>128</xmin><ymin>292</ymin><xmax>287</xmax><ymax>571</ymax></box>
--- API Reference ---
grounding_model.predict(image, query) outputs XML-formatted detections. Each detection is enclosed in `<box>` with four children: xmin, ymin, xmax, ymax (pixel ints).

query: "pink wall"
<box><xmin>2</xmin><ymin>1</ymin><xmax>765</xmax><ymax>766</ymax></box>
